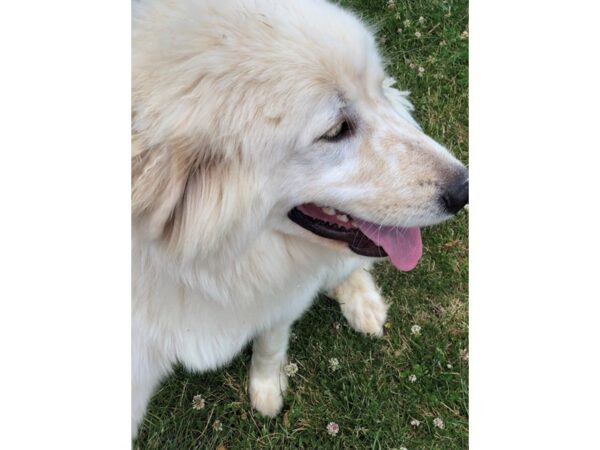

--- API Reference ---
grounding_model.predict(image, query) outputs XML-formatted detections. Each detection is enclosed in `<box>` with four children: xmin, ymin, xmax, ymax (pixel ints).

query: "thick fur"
<box><xmin>132</xmin><ymin>0</ymin><xmax>466</xmax><ymax>438</ymax></box>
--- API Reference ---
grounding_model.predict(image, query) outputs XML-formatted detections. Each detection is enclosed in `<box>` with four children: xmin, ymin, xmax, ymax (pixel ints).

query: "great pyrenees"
<box><xmin>132</xmin><ymin>0</ymin><xmax>468</xmax><ymax>437</ymax></box>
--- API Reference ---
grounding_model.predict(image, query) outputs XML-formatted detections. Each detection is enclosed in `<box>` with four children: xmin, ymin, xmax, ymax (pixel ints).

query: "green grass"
<box><xmin>135</xmin><ymin>1</ymin><xmax>468</xmax><ymax>448</ymax></box>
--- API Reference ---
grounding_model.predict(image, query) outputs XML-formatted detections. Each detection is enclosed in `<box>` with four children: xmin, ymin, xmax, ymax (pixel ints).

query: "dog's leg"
<box><xmin>329</xmin><ymin>266</ymin><xmax>388</xmax><ymax>337</ymax></box>
<box><xmin>249</xmin><ymin>321</ymin><xmax>291</xmax><ymax>417</ymax></box>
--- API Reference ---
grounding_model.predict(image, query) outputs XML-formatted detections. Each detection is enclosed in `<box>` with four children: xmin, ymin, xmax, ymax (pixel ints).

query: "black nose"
<box><xmin>441</xmin><ymin>175</ymin><xmax>469</xmax><ymax>214</ymax></box>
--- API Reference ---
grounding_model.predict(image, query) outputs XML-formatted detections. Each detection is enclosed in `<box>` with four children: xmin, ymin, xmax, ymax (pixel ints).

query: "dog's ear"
<box><xmin>382</xmin><ymin>77</ymin><xmax>421</xmax><ymax>130</ymax></box>
<box><xmin>132</xmin><ymin>133</ymin><xmax>235</xmax><ymax>259</ymax></box>
<box><xmin>132</xmin><ymin>134</ymin><xmax>197</xmax><ymax>241</ymax></box>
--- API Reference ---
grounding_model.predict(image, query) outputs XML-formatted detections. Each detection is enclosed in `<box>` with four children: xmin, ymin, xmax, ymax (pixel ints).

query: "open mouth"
<box><xmin>288</xmin><ymin>203</ymin><xmax>423</xmax><ymax>271</ymax></box>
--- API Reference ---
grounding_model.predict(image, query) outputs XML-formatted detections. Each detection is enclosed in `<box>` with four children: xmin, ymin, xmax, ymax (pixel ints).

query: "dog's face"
<box><xmin>268</xmin><ymin>74</ymin><xmax>468</xmax><ymax>270</ymax></box>
<box><xmin>132</xmin><ymin>0</ymin><xmax>467</xmax><ymax>269</ymax></box>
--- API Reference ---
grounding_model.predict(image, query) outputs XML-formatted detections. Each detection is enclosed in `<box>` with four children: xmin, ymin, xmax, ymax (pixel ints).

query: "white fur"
<box><xmin>132</xmin><ymin>0</ymin><xmax>465</xmax><ymax>438</ymax></box>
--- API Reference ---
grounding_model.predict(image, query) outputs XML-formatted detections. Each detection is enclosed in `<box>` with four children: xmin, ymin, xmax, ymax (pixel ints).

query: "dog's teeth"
<box><xmin>336</xmin><ymin>214</ymin><xmax>349</xmax><ymax>222</ymax></box>
<box><xmin>322</xmin><ymin>207</ymin><xmax>336</xmax><ymax>215</ymax></box>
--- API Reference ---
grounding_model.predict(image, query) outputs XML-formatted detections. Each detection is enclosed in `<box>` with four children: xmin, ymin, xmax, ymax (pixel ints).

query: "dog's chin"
<box><xmin>287</xmin><ymin>203</ymin><xmax>424</xmax><ymax>271</ymax></box>
<box><xmin>294</xmin><ymin>228</ymin><xmax>366</xmax><ymax>256</ymax></box>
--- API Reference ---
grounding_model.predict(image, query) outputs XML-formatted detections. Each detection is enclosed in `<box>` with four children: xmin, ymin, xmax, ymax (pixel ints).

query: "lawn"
<box><xmin>134</xmin><ymin>0</ymin><xmax>469</xmax><ymax>449</ymax></box>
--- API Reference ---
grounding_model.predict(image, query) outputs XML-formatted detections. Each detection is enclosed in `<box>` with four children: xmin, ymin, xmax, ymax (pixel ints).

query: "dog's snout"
<box><xmin>440</xmin><ymin>172</ymin><xmax>469</xmax><ymax>214</ymax></box>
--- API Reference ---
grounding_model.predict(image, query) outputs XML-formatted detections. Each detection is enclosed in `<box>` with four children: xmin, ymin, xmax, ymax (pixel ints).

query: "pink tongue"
<box><xmin>354</xmin><ymin>219</ymin><xmax>422</xmax><ymax>271</ymax></box>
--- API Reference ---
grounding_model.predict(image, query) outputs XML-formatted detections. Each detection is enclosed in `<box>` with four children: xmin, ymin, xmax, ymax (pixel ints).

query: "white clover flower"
<box><xmin>326</xmin><ymin>421</ymin><xmax>340</xmax><ymax>436</ymax></box>
<box><xmin>397</xmin><ymin>27</ymin><xmax>403</xmax><ymax>33</ymax></box>
<box><xmin>408</xmin><ymin>374</ymin><xmax>417</xmax><ymax>383</ymax></box>
<box><xmin>417</xmin><ymin>67</ymin><xmax>425</xmax><ymax>77</ymax></box>
<box><xmin>212</xmin><ymin>419</ymin><xmax>223</xmax><ymax>431</ymax></box>
<box><xmin>460</xmin><ymin>30</ymin><xmax>469</xmax><ymax>40</ymax></box>
<box><xmin>411</xmin><ymin>324</ymin><xmax>422</xmax><ymax>336</ymax></box>
<box><xmin>387</xmin><ymin>0</ymin><xmax>396</xmax><ymax>9</ymax></box>
<box><xmin>446</xmin><ymin>363</ymin><xmax>453</xmax><ymax>369</ymax></box>
<box><xmin>329</xmin><ymin>357</ymin><xmax>340</xmax><ymax>372</ymax></box>
<box><xmin>284</xmin><ymin>362</ymin><xmax>298</xmax><ymax>377</ymax></box>
<box><xmin>414</xmin><ymin>31</ymin><xmax>422</xmax><ymax>38</ymax></box>
<box><xmin>409</xmin><ymin>62</ymin><xmax>416</xmax><ymax>69</ymax></box>
<box><xmin>418</xmin><ymin>16</ymin><xmax>425</xmax><ymax>24</ymax></box>
<box><xmin>192</xmin><ymin>394</ymin><xmax>205</xmax><ymax>410</ymax></box>
<box><xmin>439</xmin><ymin>40</ymin><xmax>447</xmax><ymax>47</ymax></box>
<box><xmin>433</xmin><ymin>417</ymin><xmax>445</xmax><ymax>429</ymax></box>
<box><xmin>410</xmin><ymin>419</ymin><xmax>421</xmax><ymax>427</ymax></box>
<box><xmin>403</xmin><ymin>19</ymin><xmax>411</xmax><ymax>27</ymax></box>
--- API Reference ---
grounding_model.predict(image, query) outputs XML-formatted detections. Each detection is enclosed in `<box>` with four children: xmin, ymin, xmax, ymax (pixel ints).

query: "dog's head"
<box><xmin>132</xmin><ymin>0</ymin><xmax>468</xmax><ymax>269</ymax></box>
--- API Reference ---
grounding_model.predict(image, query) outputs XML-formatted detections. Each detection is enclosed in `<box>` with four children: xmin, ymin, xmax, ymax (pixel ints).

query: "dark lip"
<box><xmin>287</xmin><ymin>207</ymin><xmax>387</xmax><ymax>258</ymax></box>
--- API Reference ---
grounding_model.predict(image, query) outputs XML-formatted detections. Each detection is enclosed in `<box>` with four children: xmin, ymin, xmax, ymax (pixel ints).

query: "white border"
<box><xmin>471</xmin><ymin>0</ymin><xmax>600</xmax><ymax>448</ymax></box>
<box><xmin>0</xmin><ymin>1</ymin><xmax>130</xmax><ymax>448</ymax></box>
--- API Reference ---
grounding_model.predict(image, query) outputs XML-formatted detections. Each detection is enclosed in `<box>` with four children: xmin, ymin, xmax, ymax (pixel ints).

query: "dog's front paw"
<box><xmin>340</xmin><ymin>289</ymin><xmax>388</xmax><ymax>336</ymax></box>
<box><xmin>249</xmin><ymin>368</ymin><xmax>287</xmax><ymax>417</ymax></box>
<box><xmin>331</xmin><ymin>269</ymin><xmax>388</xmax><ymax>337</ymax></box>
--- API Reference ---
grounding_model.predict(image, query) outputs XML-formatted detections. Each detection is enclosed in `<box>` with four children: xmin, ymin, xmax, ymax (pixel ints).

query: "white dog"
<box><xmin>132</xmin><ymin>0</ymin><xmax>468</xmax><ymax>438</ymax></box>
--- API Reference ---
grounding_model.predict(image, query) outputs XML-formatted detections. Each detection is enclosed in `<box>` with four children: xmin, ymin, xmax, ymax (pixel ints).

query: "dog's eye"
<box><xmin>321</xmin><ymin>120</ymin><xmax>351</xmax><ymax>142</ymax></box>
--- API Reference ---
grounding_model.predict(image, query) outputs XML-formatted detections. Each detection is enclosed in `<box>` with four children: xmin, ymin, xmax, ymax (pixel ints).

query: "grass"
<box><xmin>134</xmin><ymin>0</ymin><xmax>468</xmax><ymax>448</ymax></box>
